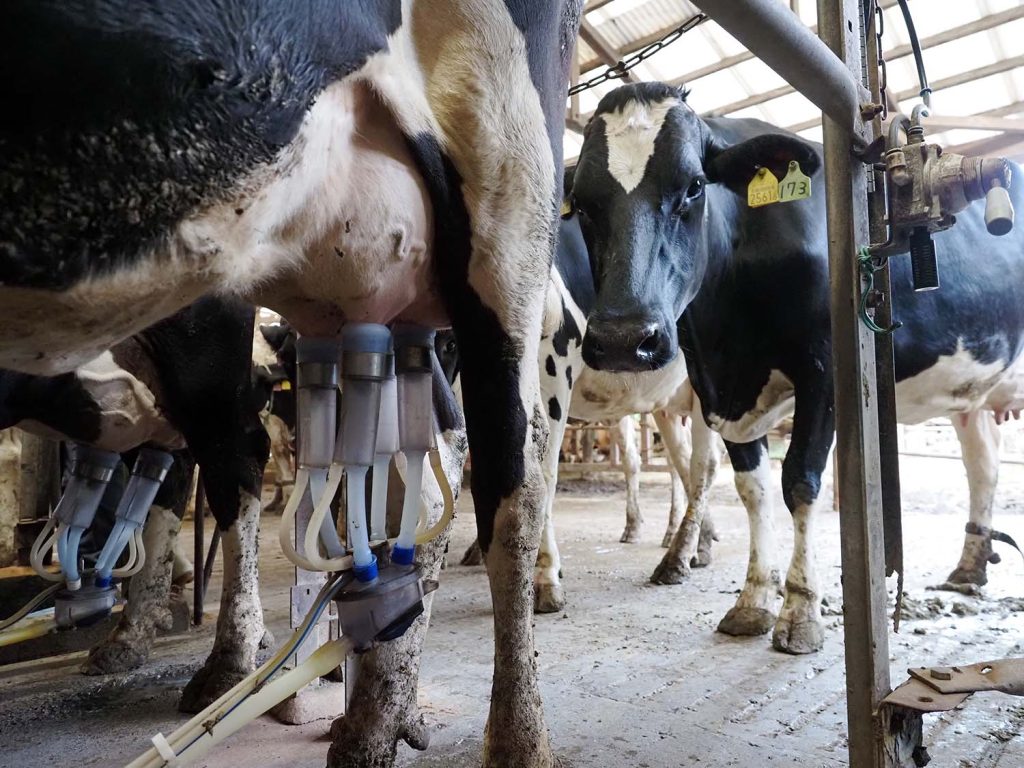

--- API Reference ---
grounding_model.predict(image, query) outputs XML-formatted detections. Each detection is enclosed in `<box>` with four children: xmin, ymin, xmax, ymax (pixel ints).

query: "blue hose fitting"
<box><xmin>353</xmin><ymin>555</ymin><xmax>379</xmax><ymax>583</ymax></box>
<box><xmin>391</xmin><ymin>545</ymin><xmax>415</xmax><ymax>566</ymax></box>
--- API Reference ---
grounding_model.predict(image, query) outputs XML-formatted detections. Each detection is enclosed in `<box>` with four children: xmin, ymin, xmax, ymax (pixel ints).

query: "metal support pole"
<box><xmin>193</xmin><ymin>471</ymin><xmax>205</xmax><ymax>627</ymax></box>
<box><xmin>693</xmin><ymin>0</ymin><xmax>871</xmax><ymax>144</ymax></box>
<box><xmin>818</xmin><ymin>1</ymin><xmax>893</xmax><ymax>766</ymax></box>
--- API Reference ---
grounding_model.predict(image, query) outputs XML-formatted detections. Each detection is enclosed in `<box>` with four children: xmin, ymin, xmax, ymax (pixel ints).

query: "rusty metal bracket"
<box><xmin>884</xmin><ymin>658</ymin><xmax>1024</xmax><ymax>713</ymax></box>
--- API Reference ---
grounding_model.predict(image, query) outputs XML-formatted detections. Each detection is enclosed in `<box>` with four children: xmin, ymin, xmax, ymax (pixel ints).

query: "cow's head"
<box><xmin>571</xmin><ymin>83</ymin><xmax>819</xmax><ymax>371</ymax></box>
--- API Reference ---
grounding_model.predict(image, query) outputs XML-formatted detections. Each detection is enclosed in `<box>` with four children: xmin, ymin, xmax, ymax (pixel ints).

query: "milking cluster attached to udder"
<box><xmin>27</xmin><ymin>444</ymin><xmax>175</xmax><ymax>629</ymax></box>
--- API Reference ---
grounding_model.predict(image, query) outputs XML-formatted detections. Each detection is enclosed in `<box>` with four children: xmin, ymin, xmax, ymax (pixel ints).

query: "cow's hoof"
<box><xmin>650</xmin><ymin>557</ymin><xmax>690</xmax><ymax>585</ymax></box>
<box><xmin>690</xmin><ymin>549</ymin><xmax>713</xmax><ymax>569</ymax></box>
<box><xmin>460</xmin><ymin>540</ymin><xmax>484</xmax><ymax>566</ymax></box>
<box><xmin>534</xmin><ymin>583</ymin><xmax>566</xmax><ymax>614</ymax></box>
<box><xmin>717</xmin><ymin>606</ymin><xmax>775</xmax><ymax>637</ymax></box>
<box><xmin>259</xmin><ymin>627</ymin><xmax>275</xmax><ymax>650</ymax></box>
<box><xmin>82</xmin><ymin>638</ymin><xmax>148</xmax><ymax>675</ymax></box>
<box><xmin>943</xmin><ymin>565</ymin><xmax>988</xmax><ymax>587</ymax></box>
<box><xmin>620</xmin><ymin>526</ymin><xmax>641</xmax><ymax>544</ymax></box>
<box><xmin>772</xmin><ymin>619</ymin><xmax>824</xmax><ymax>655</ymax></box>
<box><xmin>179</xmin><ymin>663</ymin><xmax>249</xmax><ymax>713</ymax></box>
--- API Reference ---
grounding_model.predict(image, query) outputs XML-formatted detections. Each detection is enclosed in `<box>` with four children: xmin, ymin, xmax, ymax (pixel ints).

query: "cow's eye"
<box><xmin>686</xmin><ymin>177</ymin><xmax>706</xmax><ymax>199</ymax></box>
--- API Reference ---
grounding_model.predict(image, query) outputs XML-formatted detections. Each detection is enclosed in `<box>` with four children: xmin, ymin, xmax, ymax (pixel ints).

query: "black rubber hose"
<box><xmin>896</xmin><ymin>0</ymin><xmax>931</xmax><ymax>108</ymax></box>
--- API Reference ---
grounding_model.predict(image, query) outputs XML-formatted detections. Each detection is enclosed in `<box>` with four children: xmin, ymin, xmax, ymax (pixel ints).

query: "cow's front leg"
<box><xmin>772</xmin><ymin>388</ymin><xmax>833</xmax><ymax>655</ymax></box>
<box><xmin>614</xmin><ymin>416</ymin><xmax>645</xmax><ymax>543</ymax></box>
<box><xmin>179</xmin><ymin>488</ymin><xmax>268</xmax><ymax>712</ymax></box>
<box><xmin>944</xmin><ymin>410</ymin><xmax>1001</xmax><ymax>586</ymax></box>
<box><xmin>329</xmin><ymin>423</ymin><xmax>467</xmax><ymax>767</ymax></box>
<box><xmin>717</xmin><ymin>438</ymin><xmax>781</xmax><ymax>637</ymax></box>
<box><xmin>534</xmin><ymin>405</ymin><xmax>568</xmax><ymax>613</ymax></box>
<box><xmin>651</xmin><ymin>407</ymin><xmax>718</xmax><ymax>584</ymax></box>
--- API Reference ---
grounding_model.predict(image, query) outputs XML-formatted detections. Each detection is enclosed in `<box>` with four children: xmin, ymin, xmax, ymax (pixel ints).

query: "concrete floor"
<box><xmin>3</xmin><ymin>452</ymin><xmax>1024</xmax><ymax>767</ymax></box>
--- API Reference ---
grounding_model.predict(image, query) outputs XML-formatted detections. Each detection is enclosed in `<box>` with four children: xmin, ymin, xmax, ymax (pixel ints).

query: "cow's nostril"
<box><xmin>637</xmin><ymin>327</ymin><xmax>661</xmax><ymax>358</ymax></box>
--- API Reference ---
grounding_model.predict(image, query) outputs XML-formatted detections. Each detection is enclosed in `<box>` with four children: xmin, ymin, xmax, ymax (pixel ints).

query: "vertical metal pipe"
<box><xmin>193</xmin><ymin>471</ymin><xmax>205</xmax><ymax>627</ymax></box>
<box><xmin>818</xmin><ymin>1</ymin><xmax>892</xmax><ymax>767</ymax></box>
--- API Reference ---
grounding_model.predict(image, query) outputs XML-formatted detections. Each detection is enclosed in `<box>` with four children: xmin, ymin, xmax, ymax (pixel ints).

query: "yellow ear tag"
<box><xmin>274</xmin><ymin>380</ymin><xmax>292</xmax><ymax>391</ymax></box>
<box><xmin>778</xmin><ymin>160</ymin><xmax>812</xmax><ymax>203</ymax></box>
<box><xmin>561</xmin><ymin>198</ymin><xmax>573</xmax><ymax>218</ymax></box>
<box><xmin>747</xmin><ymin>167</ymin><xmax>780</xmax><ymax>208</ymax></box>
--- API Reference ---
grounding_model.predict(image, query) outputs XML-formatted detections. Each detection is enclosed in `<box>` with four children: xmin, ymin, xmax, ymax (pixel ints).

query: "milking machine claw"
<box><xmin>54</xmin><ymin>583</ymin><xmax>118</xmax><ymax>628</ymax></box>
<box><xmin>336</xmin><ymin>564</ymin><xmax>438</xmax><ymax>649</ymax></box>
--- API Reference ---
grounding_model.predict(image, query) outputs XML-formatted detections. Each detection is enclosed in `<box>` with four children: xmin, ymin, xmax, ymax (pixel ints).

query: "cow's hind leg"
<box><xmin>717</xmin><ymin>438</ymin><xmax>780</xmax><ymax>637</ymax></box>
<box><xmin>944</xmin><ymin>410</ymin><xmax>1001</xmax><ymax>586</ymax></box>
<box><xmin>772</xmin><ymin>387</ymin><xmax>833</xmax><ymax>655</ymax></box>
<box><xmin>615</xmin><ymin>416</ymin><xmax>645</xmax><ymax>543</ymax></box>
<box><xmin>652</xmin><ymin>406</ymin><xmax>718</xmax><ymax>584</ymax></box>
<box><xmin>85</xmin><ymin>452</ymin><xmax>194</xmax><ymax>674</ymax></box>
<box><xmin>329</xmin><ymin>420</ymin><xmax>467</xmax><ymax>767</ymax></box>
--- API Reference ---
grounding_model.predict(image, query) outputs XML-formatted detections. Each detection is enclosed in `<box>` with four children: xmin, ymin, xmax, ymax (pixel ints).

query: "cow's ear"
<box><xmin>704</xmin><ymin>134</ymin><xmax>821</xmax><ymax>197</ymax></box>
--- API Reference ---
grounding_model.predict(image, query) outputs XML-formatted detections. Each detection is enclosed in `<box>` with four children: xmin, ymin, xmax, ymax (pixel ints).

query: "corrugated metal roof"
<box><xmin>566</xmin><ymin>0</ymin><xmax>1024</xmax><ymax>161</ymax></box>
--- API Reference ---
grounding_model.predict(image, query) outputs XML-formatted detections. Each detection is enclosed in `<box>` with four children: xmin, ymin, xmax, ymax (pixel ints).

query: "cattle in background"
<box><xmin>571</xmin><ymin>82</ymin><xmax>1024</xmax><ymax>655</ymax></box>
<box><xmin>251</xmin><ymin>325</ymin><xmax>295</xmax><ymax>512</ymax></box>
<box><xmin>1</xmin><ymin>3</ymin><xmax>581</xmax><ymax>761</ymax></box>
<box><xmin>0</xmin><ymin>296</ymin><xmax>271</xmax><ymax>711</ymax></box>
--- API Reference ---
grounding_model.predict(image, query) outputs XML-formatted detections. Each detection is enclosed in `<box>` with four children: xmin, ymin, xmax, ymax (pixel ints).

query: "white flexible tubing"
<box><xmin>137</xmin><ymin>637</ymin><xmax>356</xmax><ymax>768</ymax></box>
<box><xmin>277</xmin><ymin>468</ymin><xmax>323</xmax><ymax>571</ymax></box>
<box><xmin>126</xmin><ymin>574</ymin><xmax>346</xmax><ymax>768</ymax></box>
<box><xmin>302</xmin><ymin>464</ymin><xmax>352</xmax><ymax>571</ymax></box>
<box><xmin>415</xmin><ymin>449</ymin><xmax>456</xmax><ymax>545</ymax></box>
<box><xmin>113</xmin><ymin>527</ymin><xmax>147</xmax><ymax>579</ymax></box>
<box><xmin>30</xmin><ymin>518</ymin><xmax>64</xmax><ymax>582</ymax></box>
<box><xmin>369</xmin><ymin>456</ymin><xmax>391</xmax><ymax>542</ymax></box>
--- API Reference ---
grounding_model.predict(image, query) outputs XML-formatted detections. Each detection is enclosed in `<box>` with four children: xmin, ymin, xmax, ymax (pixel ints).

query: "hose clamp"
<box><xmin>343</xmin><ymin>351</ymin><xmax>388</xmax><ymax>381</ymax></box>
<box><xmin>134</xmin><ymin>457</ymin><xmax>171</xmax><ymax>483</ymax></box>
<box><xmin>395</xmin><ymin>346</ymin><xmax>432</xmax><ymax>375</ymax></box>
<box><xmin>72</xmin><ymin>462</ymin><xmax>115</xmax><ymax>484</ymax></box>
<box><xmin>297</xmin><ymin>361</ymin><xmax>339</xmax><ymax>389</ymax></box>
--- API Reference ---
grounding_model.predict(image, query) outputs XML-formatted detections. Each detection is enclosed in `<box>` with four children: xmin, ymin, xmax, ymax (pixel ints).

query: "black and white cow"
<box><xmin>571</xmin><ymin>82</ymin><xmax>1024</xmax><ymax>655</ymax></box>
<box><xmin>532</xmin><ymin>213</ymin><xmax>724</xmax><ymax>612</ymax></box>
<box><xmin>0</xmin><ymin>296</ymin><xmax>271</xmax><ymax>710</ymax></box>
<box><xmin>1</xmin><ymin>4</ymin><xmax>580</xmax><ymax>765</ymax></box>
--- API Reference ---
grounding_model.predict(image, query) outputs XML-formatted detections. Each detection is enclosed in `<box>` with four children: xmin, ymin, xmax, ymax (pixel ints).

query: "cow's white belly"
<box><xmin>19</xmin><ymin>351</ymin><xmax>185</xmax><ymax>453</ymax></box>
<box><xmin>570</xmin><ymin>355</ymin><xmax>693</xmax><ymax>422</ymax></box>
<box><xmin>895</xmin><ymin>341</ymin><xmax>1010</xmax><ymax>424</ymax></box>
<box><xmin>708</xmin><ymin>369</ymin><xmax>795</xmax><ymax>444</ymax></box>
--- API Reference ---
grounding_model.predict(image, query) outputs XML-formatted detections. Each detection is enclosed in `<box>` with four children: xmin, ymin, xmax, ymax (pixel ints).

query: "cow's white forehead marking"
<box><xmin>600</xmin><ymin>97</ymin><xmax>680</xmax><ymax>194</ymax></box>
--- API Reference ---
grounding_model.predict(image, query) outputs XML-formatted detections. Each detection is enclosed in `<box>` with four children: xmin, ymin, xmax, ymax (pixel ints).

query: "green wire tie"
<box><xmin>857</xmin><ymin>246</ymin><xmax>902</xmax><ymax>335</ymax></box>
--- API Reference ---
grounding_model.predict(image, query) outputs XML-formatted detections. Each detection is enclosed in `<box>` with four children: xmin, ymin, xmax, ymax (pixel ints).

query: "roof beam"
<box><xmin>945</xmin><ymin>133</ymin><xmax>1024</xmax><ymax>160</ymax></box>
<box><xmin>784</xmin><ymin>101</ymin><xmax>1024</xmax><ymax>137</ymax></box>
<box><xmin>579</xmin><ymin>18</ymin><xmax>640</xmax><ymax>84</ymax></box>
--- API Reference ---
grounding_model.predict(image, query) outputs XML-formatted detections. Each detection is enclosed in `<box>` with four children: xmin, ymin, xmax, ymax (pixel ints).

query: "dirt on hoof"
<box><xmin>717</xmin><ymin>606</ymin><xmax>776</xmax><ymax>637</ymax></box>
<box><xmin>943</xmin><ymin>565</ymin><xmax>989</xmax><ymax>587</ymax></box>
<box><xmin>690</xmin><ymin>549</ymin><xmax>713</xmax><ymax>568</ymax></box>
<box><xmin>772</xmin><ymin>619</ymin><xmax>824</xmax><ymax>655</ymax></box>
<box><xmin>650</xmin><ymin>556</ymin><xmax>690</xmax><ymax>585</ymax></box>
<box><xmin>535</xmin><ymin>583</ymin><xmax>566</xmax><ymax>614</ymax></box>
<box><xmin>82</xmin><ymin>639</ymin><xmax>148</xmax><ymax>676</ymax></box>
<box><xmin>619</xmin><ymin>526</ymin><xmax>641</xmax><ymax>544</ymax></box>
<box><xmin>460</xmin><ymin>540</ymin><xmax>484</xmax><ymax>566</ymax></box>
<box><xmin>178</xmin><ymin>662</ymin><xmax>249</xmax><ymax>713</ymax></box>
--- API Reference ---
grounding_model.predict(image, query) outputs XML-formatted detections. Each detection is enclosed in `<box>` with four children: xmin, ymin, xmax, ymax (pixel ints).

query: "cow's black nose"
<box><xmin>582</xmin><ymin>314</ymin><xmax>676</xmax><ymax>372</ymax></box>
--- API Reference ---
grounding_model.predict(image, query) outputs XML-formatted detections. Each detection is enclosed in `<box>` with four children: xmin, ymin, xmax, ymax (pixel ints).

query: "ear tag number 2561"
<box><xmin>747</xmin><ymin>167</ymin><xmax>779</xmax><ymax>208</ymax></box>
<box><xmin>778</xmin><ymin>160</ymin><xmax>812</xmax><ymax>203</ymax></box>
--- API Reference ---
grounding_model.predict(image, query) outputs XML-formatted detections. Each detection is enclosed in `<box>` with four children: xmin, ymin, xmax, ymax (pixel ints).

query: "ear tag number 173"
<box><xmin>778</xmin><ymin>160</ymin><xmax>811</xmax><ymax>203</ymax></box>
<box><xmin>747</xmin><ymin>167</ymin><xmax>780</xmax><ymax>208</ymax></box>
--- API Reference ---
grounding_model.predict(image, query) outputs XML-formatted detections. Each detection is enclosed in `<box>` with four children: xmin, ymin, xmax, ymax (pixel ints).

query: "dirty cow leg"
<box><xmin>84</xmin><ymin>505</ymin><xmax>181</xmax><ymax>673</ymax></box>
<box><xmin>717</xmin><ymin>438</ymin><xmax>780</xmax><ymax>637</ymax></box>
<box><xmin>772</xmin><ymin>388</ymin><xmax>833</xmax><ymax>655</ymax></box>
<box><xmin>179</xmin><ymin>489</ymin><xmax>266</xmax><ymax>712</ymax></box>
<box><xmin>945</xmin><ymin>410</ymin><xmax>1001</xmax><ymax>586</ymax></box>
<box><xmin>328</xmin><ymin>423</ymin><xmax>467</xmax><ymax>768</ymax></box>
<box><xmin>652</xmin><ymin>410</ymin><xmax>709</xmax><ymax>555</ymax></box>
<box><xmin>615</xmin><ymin>416</ymin><xmax>645</xmax><ymax>543</ymax></box>
<box><xmin>652</xmin><ymin>404</ymin><xmax>718</xmax><ymax>584</ymax></box>
<box><xmin>535</xmin><ymin>400</ymin><xmax>568</xmax><ymax>614</ymax></box>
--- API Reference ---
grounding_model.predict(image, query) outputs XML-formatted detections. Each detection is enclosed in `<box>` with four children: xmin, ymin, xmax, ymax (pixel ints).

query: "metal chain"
<box><xmin>568</xmin><ymin>13</ymin><xmax>708</xmax><ymax>97</ymax></box>
<box><xmin>874</xmin><ymin>0</ymin><xmax>888</xmax><ymax>120</ymax></box>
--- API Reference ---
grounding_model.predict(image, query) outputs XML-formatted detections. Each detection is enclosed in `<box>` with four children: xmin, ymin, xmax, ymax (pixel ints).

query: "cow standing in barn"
<box><xmin>1</xmin><ymin>3</ymin><xmax>582</xmax><ymax>766</ymax></box>
<box><xmin>570</xmin><ymin>82</ymin><xmax>1024</xmax><ymax>655</ymax></box>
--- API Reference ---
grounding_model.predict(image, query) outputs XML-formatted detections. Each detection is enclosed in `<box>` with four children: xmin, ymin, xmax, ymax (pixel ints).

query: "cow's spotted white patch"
<box><xmin>601</xmin><ymin>97</ymin><xmax>681</xmax><ymax>195</ymax></box>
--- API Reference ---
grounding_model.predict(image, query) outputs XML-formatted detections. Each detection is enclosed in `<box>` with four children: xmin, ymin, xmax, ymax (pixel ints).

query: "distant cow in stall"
<box><xmin>571</xmin><ymin>82</ymin><xmax>1024</xmax><ymax>655</ymax></box>
<box><xmin>0</xmin><ymin>296</ymin><xmax>272</xmax><ymax>709</ymax></box>
<box><xmin>1</xmin><ymin>3</ymin><xmax>580</xmax><ymax>765</ymax></box>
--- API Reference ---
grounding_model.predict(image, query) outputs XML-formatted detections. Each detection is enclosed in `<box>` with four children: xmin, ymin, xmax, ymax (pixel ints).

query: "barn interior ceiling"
<box><xmin>564</xmin><ymin>0</ymin><xmax>1024</xmax><ymax>163</ymax></box>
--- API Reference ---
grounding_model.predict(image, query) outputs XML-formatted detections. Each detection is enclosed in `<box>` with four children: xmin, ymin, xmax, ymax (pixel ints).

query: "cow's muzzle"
<box><xmin>582</xmin><ymin>312</ymin><xmax>676</xmax><ymax>372</ymax></box>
